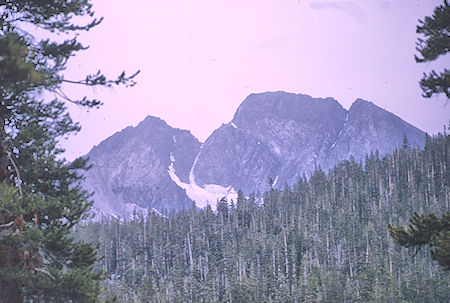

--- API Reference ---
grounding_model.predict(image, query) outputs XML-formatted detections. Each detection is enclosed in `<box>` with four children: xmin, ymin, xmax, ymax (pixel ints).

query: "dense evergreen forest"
<box><xmin>77</xmin><ymin>131</ymin><xmax>450</xmax><ymax>302</ymax></box>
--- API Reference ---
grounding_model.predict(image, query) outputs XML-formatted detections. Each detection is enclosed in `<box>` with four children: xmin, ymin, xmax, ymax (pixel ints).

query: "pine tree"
<box><xmin>415</xmin><ymin>0</ymin><xmax>450</xmax><ymax>98</ymax></box>
<box><xmin>384</xmin><ymin>1</ymin><xmax>450</xmax><ymax>274</ymax></box>
<box><xmin>0</xmin><ymin>1</ymin><xmax>138</xmax><ymax>301</ymax></box>
<box><xmin>387</xmin><ymin>212</ymin><xmax>450</xmax><ymax>270</ymax></box>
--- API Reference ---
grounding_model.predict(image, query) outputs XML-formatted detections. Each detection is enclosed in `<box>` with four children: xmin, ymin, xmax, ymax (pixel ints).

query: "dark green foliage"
<box><xmin>388</xmin><ymin>212</ymin><xmax>450</xmax><ymax>270</ymax></box>
<box><xmin>415</xmin><ymin>1</ymin><xmax>450</xmax><ymax>63</ymax></box>
<box><xmin>0</xmin><ymin>0</ymin><xmax>137</xmax><ymax>301</ymax></box>
<box><xmin>415</xmin><ymin>0</ymin><xmax>450</xmax><ymax>98</ymax></box>
<box><xmin>419</xmin><ymin>70</ymin><xmax>450</xmax><ymax>98</ymax></box>
<box><xmin>0</xmin><ymin>131</ymin><xmax>102</xmax><ymax>302</ymax></box>
<box><xmin>79</xmin><ymin>132</ymin><xmax>450</xmax><ymax>302</ymax></box>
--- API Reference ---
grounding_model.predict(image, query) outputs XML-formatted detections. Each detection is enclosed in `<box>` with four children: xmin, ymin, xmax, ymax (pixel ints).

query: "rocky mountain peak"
<box><xmin>82</xmin><ymin>115</ymin><xmax>201</xmax><ymax>217</ymax></box>
<box><xmin>136</xmin><ymin>115</ymin><xmax>169</xmax><ymax>129</ymax></box>
<box><xmin>82</xmin><ymin>92</ymin><xmax>426</xmax><ymax>217</ymax></box>
<box><xmin>233</xmin><ymin>91</ymin><xmax>344</xmax><ymax>128</ymax></box>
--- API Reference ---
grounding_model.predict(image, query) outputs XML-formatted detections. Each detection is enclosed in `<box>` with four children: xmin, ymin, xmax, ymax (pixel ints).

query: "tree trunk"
<box><xmin>0</xmin><ymin>117</ymin><xmax>9</xmax><ymax>183</ymax></box>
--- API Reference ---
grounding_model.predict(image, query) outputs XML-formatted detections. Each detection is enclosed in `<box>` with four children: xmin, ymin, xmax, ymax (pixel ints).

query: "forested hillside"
<box><xmin>78</xmin><ymin>131</ymin><xmax>450</xmax><ymax>302</ymax></box>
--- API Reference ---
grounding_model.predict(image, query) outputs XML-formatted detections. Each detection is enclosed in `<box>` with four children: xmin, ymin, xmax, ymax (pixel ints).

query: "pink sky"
<box><xmin>60</xmin><ymin>0</ymin><xmax>449</xmax><ymax>160</ymax></box>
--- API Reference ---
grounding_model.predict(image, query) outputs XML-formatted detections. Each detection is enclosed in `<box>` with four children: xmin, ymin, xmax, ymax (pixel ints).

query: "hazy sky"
<box><xmin>60</xmin><ymin>0</ymin><xmax>449</xmax><ymax>160</ymax></box>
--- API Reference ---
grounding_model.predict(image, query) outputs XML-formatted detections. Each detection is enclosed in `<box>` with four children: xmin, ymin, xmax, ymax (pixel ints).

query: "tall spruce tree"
<box><xmin>415</xmin><ymin>0</ymin><xmax>449</xmax><ymax>98</ymax></box>
<box><xmin>387</xmin><ymin>1</ymin><xmax>450</xmax><ymax>272</ymax></box>
<box><xmin>0</xmin><ymin>1</ymin><xmax>138</xmax><ymax>302</ymax></box>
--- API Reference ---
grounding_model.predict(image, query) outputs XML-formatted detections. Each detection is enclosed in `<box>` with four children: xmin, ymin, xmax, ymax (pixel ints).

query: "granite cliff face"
<box><xmin>83</xmin><ymin>92</ymin><xmax>425</xmax><ymax>217</ymax></box>
<box><xmin>82</xmin><ymin>116</ymin><xmax>201</xmax><ymax>216</ymax></box>
<box><xmin>192</xmin><ymin>92</ymin><xmax>348</xmax><ymax>193</ymax></box>
<box><xmin>328</xmin><ymin>98</ymin><xmax>425</xmax><ymax>167</ymax></box>
<box><xmin>192</xmin><ymin>92</ymin><xmax>424</xmax><ymax>194</ymax></box>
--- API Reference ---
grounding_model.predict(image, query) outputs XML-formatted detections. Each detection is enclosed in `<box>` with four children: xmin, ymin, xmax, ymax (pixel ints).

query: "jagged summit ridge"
<box><xmin>82</xmin><ymin>92</ymin><xmax>425</xmax><ymax>216</ymax></box>
<box><xmin>192</xmin><ymin>92</ymin><xmax>424</xmax><ymax>194</ymax></box>
<box><xmin>82</xmin><ymin>115</ymin><xmax>202</xmax><ymax>217</ymax></box>
<box><xmin>233</xmin><ymin>92</ymin><xmax>345</xmax><ymax>128</ymax></box>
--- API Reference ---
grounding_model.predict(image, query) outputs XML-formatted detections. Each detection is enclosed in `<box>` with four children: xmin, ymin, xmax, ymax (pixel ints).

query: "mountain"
<box><xmin>82</xmin><ymin>116</ymin><xmax>201</xmax><ymax>216</ymax></box>
<box><xmin>192</xmin><ymin>92</ymin><xmax>347</xmax><ymax>193</ymax></box>
<box><xmin>83</xmin><ymin>92</ymin><xmax>425</xmax><ymax>217</ymax></box>
<box><xmin>192</xmin><ymin>92</ymin><xmax>425</xmax><ymax>194</ymax></box>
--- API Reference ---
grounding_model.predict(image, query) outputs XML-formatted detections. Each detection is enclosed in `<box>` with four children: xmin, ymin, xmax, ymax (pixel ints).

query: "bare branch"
<box><xmin>7</xmin><ymin>152</ymin><xmax>22</xmax><ymax>198</ymax></box>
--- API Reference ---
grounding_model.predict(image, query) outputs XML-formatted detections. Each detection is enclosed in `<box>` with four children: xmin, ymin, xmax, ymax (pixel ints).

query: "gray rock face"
<box><xmin>327</xmin><ymin>98</ymin><xmax>425</xmax><ymax>168</ymax></box>
<box><xmin>192</xmin><ymin>92</ymin><xmax>425</xmax><ymax>194</ymax></box>
<box><xmin>192</xmin><ymin>123</ymin><xmax>281</xmax><ymax>194</ymax></box>
<box><xmin>82</xmin><ymin>116</ymin><xmax>201</xmax><ymax>216</ymax></box>
<box><xmin>83</xmin><ymin>92</ymin><xmax>426</xmax><ymax>216</ymax></box>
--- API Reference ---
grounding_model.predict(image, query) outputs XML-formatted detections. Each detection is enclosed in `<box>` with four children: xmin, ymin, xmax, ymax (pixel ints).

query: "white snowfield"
<box><xmin>168</xmin><ymin>153</ymin><xmax>237</xmax><ymax>210</ymax></box>
<box><xmin>273</xmin><ymin>175</ymin><xmax>279</xmax><ymax>187</ymax></box>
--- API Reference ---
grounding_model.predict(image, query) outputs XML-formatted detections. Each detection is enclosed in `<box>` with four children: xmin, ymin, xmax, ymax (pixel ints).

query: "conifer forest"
<box><xmin>77</xmin><ymin>131</ymin><xmax>450</xmax><ymax>303</ymax></box>
<box><xmin>1</xmin><ymin>0</ymin><xmax>449</xmax><ymax>302</ymax></box>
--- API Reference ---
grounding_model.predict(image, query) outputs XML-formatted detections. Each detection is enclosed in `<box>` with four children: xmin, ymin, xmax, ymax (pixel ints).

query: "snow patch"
<box><xmin>256</xmin><ymin>197</ymin><xmax>264</xmax><ymax>205</ymax></box>
<box><xmin>273</xmin><ymin>176</ymin><xmax>279</xmax><ymax>187</ymax></box>
<box><xmin>168</xmin><ymin>160</ymin><xmax>237</xmax><ymax>210</ymax></box>
<box><xmin>331</xmin><ymin>113</ymin><xmax>348</xmax><ymax>149</ymax></box>
<box><xmin>173</xmin><ymin>135</ymin><xmax>177</xmax><ymax>143</ymax></box>
<box><xmin>151</xmin><ymin>207</ymin><xmax>167</xmax><ymax>218</ymax></box>
<box><xmin>231</xmin><ymin>122</ymin><xmax>237</xmax><ymax>129</ymax></box>
<box><xmin>189</xmin><ymin>145</ymin><xmax>203</xmax><ymax>184</ymax></box>
<box><xmin>170</xmin><ymin>152</ymin><xmax>175</xmax><ymax>163</ymax></box>
<box><xmin>124</xmin><ymin>203</ymin><xmax>148</xmax><ymax>219</ymax></box>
